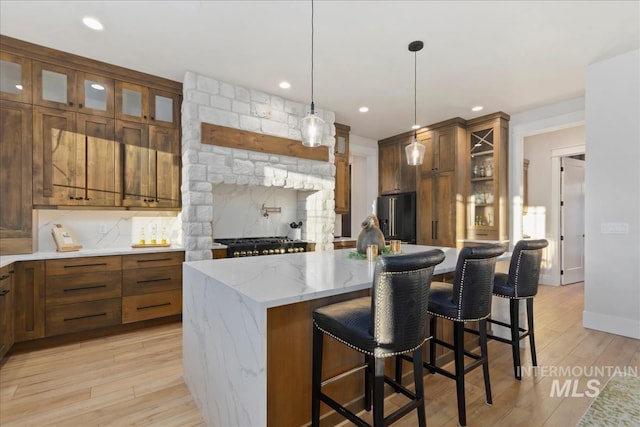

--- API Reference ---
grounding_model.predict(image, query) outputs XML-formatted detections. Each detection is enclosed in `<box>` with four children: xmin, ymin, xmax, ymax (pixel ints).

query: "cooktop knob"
<box><xmin>253</xmin><ymin>250</ymin><xmax>259</xmax><ymax>256</ymax></box>
<box><xmin>268</xmin><ymin>249</ymin><xmax>275</xmax><ymax>255</ymax></box>
<box><xmin>287</xmin><ymin>248</ymin><xmax>294</xmax><ymax>253</ymax></box>
<box><xmin>262</xmin><ymin>249</ymin><xmax>269</xmax><ymax>255</ymax></box>
<box><xmin>233</xmin><ymin>251</ymin><xmax>240</xmax><ymax>257</ymax></box>
<box><xmin>240</xmin><ymin>251</ymin><xmax>247</xmax><ymax>256</ymax></box>
<box><xmin>279</xmin><ymin>248</ymin><xmax>285</xmax><ymax>254</ymax></box>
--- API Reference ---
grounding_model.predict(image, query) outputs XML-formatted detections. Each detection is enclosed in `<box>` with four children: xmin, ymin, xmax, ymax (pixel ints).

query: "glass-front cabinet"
<box><xmin>116</xmin><ymin>82</ymin><xmax>179</xmax><ymax>128</ymax></box>
<box><xmin>466</xmin><ymin>113</ymin><xmax>509</xmax><ymax>241</ymax></box>
<box><xmin>32</xmin><ymin>61</ymin><xmax>114</xmax><ymax>117</ymax></box>
<box><xmin>0</xmin><ymin>52</ymin><xmax>32</xmax><ymax>103</ymax></box>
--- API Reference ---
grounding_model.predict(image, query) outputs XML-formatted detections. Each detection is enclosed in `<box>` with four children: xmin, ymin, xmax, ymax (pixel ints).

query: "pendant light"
<box><xmin>405</xmin><ymin>40</ymin><xmax>426</xmax><ymax>166</ymax></box>
<box><xmin>301</xmin><ymin>0</ymin><xmax>325</xmax><ymax>147</ymax></box>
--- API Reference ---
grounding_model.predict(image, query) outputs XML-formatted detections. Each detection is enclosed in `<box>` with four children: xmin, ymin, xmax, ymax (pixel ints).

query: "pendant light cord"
<box><xmin>310</xmin><ymin>0</ymin><xmax>315</xmax><ymax>114</ymax></box>
<box><xmin>413</xmin><ymin>49</ymin><xmax>417</xmax><ymax>139</ymax></box>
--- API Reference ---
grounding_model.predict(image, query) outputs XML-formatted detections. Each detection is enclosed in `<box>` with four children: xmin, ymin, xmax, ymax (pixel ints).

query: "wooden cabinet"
<box><xmin>0</xmin><ymin>51</ymin><xmax>32</xmax><ymax>103</ymax></box>
<box><xmin>13</xmin><ymin>260</ymin><xmax>45</xmax><ymax>342</ymax></box>
<box><xmin>416</xmin><ymin>121</ymin><xmax>467</xmax><ymax>247</ymax></box>
<box><xmin>116</xmin><ymin>81</ymin><xmax>180</xmax><ymax>128</ymax></box>
<box><xmin>0</xmin><ymin>100</ymin><xmax>33</xmax><ymax>255</ymax></box>
<box><xmin>119</xmin><ymin>120</ymin><xmax>180</xmax><ymax>208</ymax></box>
<box><xmin>0</xmin><ymin>264</ymin><xmax>15</xmax><ymax>360</ymax></box>
<box><xmin>45</xmin><ymin>256</ymin><xmax>122</xmax><ymax>336</ymax></box>
<box><xmin>121</xmin><ymin>251</ymin><xmax>183</xmax><ymax>323</ymax></box>
<box><xmin>32</xmin><ymin>61</ymin><xmax>115</xmax><ymax>117</ymax></box>
<box><xmin>465</xmin><ymin>112</ymin><xmax>509</xmax><ymax>241</ymax></box>
<box><xmin>334</xmin><ymin>123</ymin><xmax>350</xmax><ymax>214</ymax></box>
<box><xmin>378</xmin><ymin>134</ymin><xmax>416</xmax><ymax>195</ymax></box>
<box><xmin>32</xmin><ymin>107</ymin><xmax>121</xmax><ymax>207</ymax></box>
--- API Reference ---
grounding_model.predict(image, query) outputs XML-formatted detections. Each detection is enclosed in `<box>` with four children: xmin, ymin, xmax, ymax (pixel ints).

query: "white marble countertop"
<box><xmin>185</xmin><ymin>245</ymin><xmax>509</xmax><ymax>309</ymax></box>
<box><xmin>0</xmin><ymin>246</ymin><xmax>186</xmax><ymax>268</ymax></box>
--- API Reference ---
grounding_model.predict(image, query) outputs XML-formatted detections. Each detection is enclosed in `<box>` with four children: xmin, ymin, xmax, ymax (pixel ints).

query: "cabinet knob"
<box><xmin>151</xmin><ymin>116</ymin><xmax>155</xmax><ymax>120</ymax></box>
<box><xmin>143</xmin><ymin>115</ymin><xmax>147</xmax><ymax>119</ymax></box>
<box><xmin>68</xmin><ymin>101</ymin><xmax>74</xmax><ymax>106</ymax></box>
<box><xmin>79</xmin><ymin>103</ymin><xmax>83</xmax><ymax>108</ymax></box>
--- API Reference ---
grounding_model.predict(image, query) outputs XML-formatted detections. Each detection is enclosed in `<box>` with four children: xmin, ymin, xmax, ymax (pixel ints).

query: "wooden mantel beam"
<box><xmin>201</xmin><ymin>123</ymin><xmax>330</xmax><ymax>162</ymax></box>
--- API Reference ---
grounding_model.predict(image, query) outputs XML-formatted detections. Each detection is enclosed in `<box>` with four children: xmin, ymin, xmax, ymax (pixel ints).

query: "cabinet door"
<box><xmin>434</xmin><ymin>171</ymin><xmax>455</xmax><ymax>247</ymax></box>
<box><xmin>398</xmin><ymin>147</ymin><xmax>416</xmax><ymax>192</ymax></box>
<box><xmin>467</xmin><ymin>125</ymin><xmax>498</xmax><ymax>239</ymax></box>
<box><xmin>118</xmin><ymin>120</ymin><xmax>153</xmax><ymax>206</ymax></box>
<box><xmin>115</xmin><ymin>81</ymin><xmax>149</xmax><ymax>123</ymax></box>
<box><xmin>32</xmin><ymin>61</ymin><xmax>76</xmax><ymax>110</ymax></box>
<box><xmin>33</xmin><ymin>107</ymin><xmax>82</xmax><ymax>205</ymax></box>
<box><xmin>417</xmin><ymin>175</ymin><xmax>435</xmax><ymax>245</ymax></box>
<box><xmin>148</xmin><ymin>88</ymin><xmax>180</xmax><ymax>128</ymax></box>
<box><xmin>435</xmin><ymin>128</ymin><xmax>456</xmax><ymax>173</ymax></box>
<box><xmin>335</xmin><ymin>157</ymin><xmax>349</xmax><ymax>214</ymax></box>
<box><xmin>0</xmin><ymin>51</ymin><xmax>32</xmax><ymax>103</ymax></box>
<box><xmin>418</xmin><ymin>131</ymin><xmax>435</xmax><ymax>175</ymax></box>
<box><xmin>150</xmin><ymin>125</ymin><xmax>180</xmax><ymax>207</ymax></box>
<box><xmin>0</xmin><ymin>100</ymin><xmax>32</xmax><ymax>254</ymax></box>
<box><xmin>0</xmin><ymin>267</ymin><xmax>15</xmax><ymax>359</ymax></box>
<box><xmin>78</xmin><ymin>114</ymin><xmax>120</xmax><ymax>206</ymax></box>
<box><xmin>379</xmin><ymin>143</ymin><xmax>399</xmax><ymax>194</ymax></box>
<box><xmin>76</xmin><ymin>72</ymin><xmax>114</xmax><ymax>117</ymax></box>
<box><xmin>13</xmin><ymin>261</ymin><xmax>46</xmax><ymax>342</ymax></box>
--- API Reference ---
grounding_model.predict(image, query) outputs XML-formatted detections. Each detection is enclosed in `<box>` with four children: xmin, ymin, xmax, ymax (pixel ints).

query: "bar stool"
<box><xmin>407</xmin><ymin>244</ymin><xmax>505</xmax><ymax>427</ymax></box>
<box><xmin>488</xmin><ymin>239</ymin><xmax>548</xmax><ymax>380</ymax></box>
<box><xmin>312</xmin><ymin>250</ymin><xmax>445</xmax><ymax>427</ymax></box>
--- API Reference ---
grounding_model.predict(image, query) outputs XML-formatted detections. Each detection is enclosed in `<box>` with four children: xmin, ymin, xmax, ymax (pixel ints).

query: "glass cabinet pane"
<box><xmin>0</xmin><ymin>60</ymin><xmax>23</xmax><ymax>95</ymax></box>
<box><xmin>122</xmin><ymin>88</ymin><xmax>142</xmax><ymax>117</ymax></box>
<box><xmin>154</xmin><ymin>95</ymin><xmax>173</xmax><ymax>123</ymax></box>
<box><xmin>83</xmin><ymin>79</ymin><xmax>108</xmax><ymax>111</ymax></box>
<box><xmin>42</xmin><ymin>70</ymin><xmax>68</xmax><ymax>104</ymax></box>
<box><xmin>336</xmin><ymin>136</ymin><xmax>346</xmax><ymax>155</ymax></box>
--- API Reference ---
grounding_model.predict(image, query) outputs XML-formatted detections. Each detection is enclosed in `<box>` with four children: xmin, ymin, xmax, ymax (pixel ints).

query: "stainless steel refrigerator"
<box><xmin>376</xmin><ymin>192</ymin><xmax>416</xmax><ymax>244</ymax></box>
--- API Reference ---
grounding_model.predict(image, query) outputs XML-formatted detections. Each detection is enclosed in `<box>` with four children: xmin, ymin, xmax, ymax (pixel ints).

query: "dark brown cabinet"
<box><xmin>378</xmin><ymin>134</ymin><xmax>416</xmax><ymax>195</ymax></box>
<box><xmin>0</xmin><ymin>51</ymin><xmax>32</xmax><ymax>104</ymax></box>
<box><xmin>0</xmin><ymin>264</ymin><xmax>15</xmax><ymax>360</ymax></box>
<box><xmin>116</xmin><ymin>81</ymin><xmax>180</xmax><ymax>128</ymax></box>
<box><xmin>334</xmin><ymin>123</ymin><xmax>350</xmax><ymax>214</ymax></box>
<box><xmin>13</xmin><ymin>260</ymin><xmax>45</xmax><ymax>342</ymax></box>
<box><xmin>0</xmin><ymin>100</ymin><xmax>33</xmax><ymax>255</ymax></box>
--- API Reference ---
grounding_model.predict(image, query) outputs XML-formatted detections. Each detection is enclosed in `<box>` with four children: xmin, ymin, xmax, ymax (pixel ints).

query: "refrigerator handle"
<box><xmin>392</xmin><ymin>197</ymin><xmax>396</xmax><ymax>237</ymax></box>
<box><xmin>388</xmin><ymin>199</ymin><xmax>393</xmax><ymax>237</ymax></box>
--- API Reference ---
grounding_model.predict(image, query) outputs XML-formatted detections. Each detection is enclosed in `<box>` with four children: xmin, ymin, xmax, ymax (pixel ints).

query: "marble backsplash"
<box><xmin>35</xmin><ymin>210</ymin><xmax>182</xmax><ymax>252</ymax></box>
<box><xmin>212</xmin><ymin>184</ymin><xmax>303</xmax><ymax>239</ymax></box>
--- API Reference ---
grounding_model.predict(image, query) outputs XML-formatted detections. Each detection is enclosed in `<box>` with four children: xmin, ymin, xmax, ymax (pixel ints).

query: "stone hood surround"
<box><xmin>181</xmin><ymin>71</ymin><xmax>337</xmax><ymax>261</ymax></box>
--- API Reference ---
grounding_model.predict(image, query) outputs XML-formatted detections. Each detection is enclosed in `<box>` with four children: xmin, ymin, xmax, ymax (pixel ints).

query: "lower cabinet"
<box><xmin>0</xmin><ymin>264</ymin><xmax>15</xmax><ymax>360</ymax></box>
<box><xmin>121</xmin><ymin>251</ymin><xmax>184</xmax><ymax>323</ymax></box>
<box><xmin>13</xmin><ymin>260</ymin><xmax>45</xmax><ymax>342</ymax></box>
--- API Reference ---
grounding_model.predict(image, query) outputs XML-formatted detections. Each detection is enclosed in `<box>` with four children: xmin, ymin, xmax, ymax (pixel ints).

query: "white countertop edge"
<box><xmin>0</xmin><ymin>246</ymin><xmax>186</xmax><ymax>268</ymax></box>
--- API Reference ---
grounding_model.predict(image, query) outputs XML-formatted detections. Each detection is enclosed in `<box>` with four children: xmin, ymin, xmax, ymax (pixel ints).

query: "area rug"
<box><xmin>577</xmin><ymin>374</ymin><xmax>640</xmax><ymax>426</ymax></box>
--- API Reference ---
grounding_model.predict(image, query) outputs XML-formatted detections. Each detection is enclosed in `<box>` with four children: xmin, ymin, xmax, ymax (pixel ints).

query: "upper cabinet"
<box><xmin>334</xmin><ymin>123</ymin><xmax>350</xmax><ymax>214</ymax></box>
<box><xmin>378</xmin><ymin>134</ymin><xmax>416</xmax><ymax>195</ymax></box>
<box><xmin>0</xmin><ymin>51</ymin><xmax>32</xmax><ymax>104</ymax></box>
<box><xmin>116</xmin><ymin>82</ymin><xmax>180</xmax><ymax>128</ymax></box>
<box><xmin>465</xmin><ymin>112</ymin><xmax>510</xmax><ymax>241</ymax></box>
<box><xmin>32</xmin><ymin>61</ymin><xmax>115</xmax><ymax>117</ymax></box>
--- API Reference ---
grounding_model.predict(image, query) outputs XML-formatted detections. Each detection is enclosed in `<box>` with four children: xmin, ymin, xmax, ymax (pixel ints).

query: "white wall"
<box><xmin>583</xmin><ymin>49</ymin><xmax>640</xmax><ymax>339</ymax></box>
<box><xmin>523</xmin><ymin>126</ymin><xmax>585</xmax><ymax>284</ymax></box>
<box><xmin>349</xmin><ymin>133</ymin><xmax>379</xmax><ymax>238</ymax></box>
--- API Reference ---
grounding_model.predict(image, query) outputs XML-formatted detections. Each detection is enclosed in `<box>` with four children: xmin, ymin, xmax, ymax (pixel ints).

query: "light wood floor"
<box><xmin>1</xmin><ymin>282</ymin><xmax>638</xmax><ymax>426</ymax></box>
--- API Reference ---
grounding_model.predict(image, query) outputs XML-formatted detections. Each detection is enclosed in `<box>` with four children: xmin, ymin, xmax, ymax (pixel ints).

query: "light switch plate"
<box><xmin>600</xmin><ymin>222</ymin><xmax>629</xmax><ymax>234</ymax></box>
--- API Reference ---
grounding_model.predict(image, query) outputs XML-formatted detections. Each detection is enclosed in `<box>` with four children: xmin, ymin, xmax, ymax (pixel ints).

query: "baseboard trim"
<box><xmin>583</xmin><ymin>310</ymin><xmax>640</xmax><ymax>339</ymax></box>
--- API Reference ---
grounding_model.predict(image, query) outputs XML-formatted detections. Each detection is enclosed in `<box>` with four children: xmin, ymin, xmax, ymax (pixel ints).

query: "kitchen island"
<box><xmin>183</xmin><ymin>245</ymin><xmax>508</xmax><ymax>427</ymax></box>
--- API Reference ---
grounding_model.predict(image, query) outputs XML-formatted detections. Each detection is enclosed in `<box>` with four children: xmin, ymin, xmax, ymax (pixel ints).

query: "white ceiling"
<box><xmin>1</xmin><ymin>1</ymin><xmax>638</xmax><ymax>140</ymax></box>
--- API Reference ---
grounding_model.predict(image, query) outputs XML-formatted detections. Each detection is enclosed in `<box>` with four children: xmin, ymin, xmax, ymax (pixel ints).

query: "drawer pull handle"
<box><xmin>0</xmin><ymin>274</ymin><xmax>9</xmax><ymax>280</ymax></box>
<box><xmin>138</xmin><ymin>278</ymin><xmax>171</xmax><ymax>284</ymax></box>
<box><xmin>0</xmin><ymin>289</ymin><xmax>9</xmax><ymax>296</ymax></box>
<box><xmin>137</xmin><ymin>302</ymin><xmax>171</xmax><ymax>311</ymax></box>
<box><xmin>64</xmin><ymin>263</ymin><xmax>108</xmax><ymax>269</ymax></box>
<box><xmin>63</xmin><ymin>284</ymin><xmax>107</xmax><ymax>292</ymax></box>
<box><xmin>137</xmin><ymin>258</ymin><xmax>172</xmax><ymax>263</ymax></box>
<box><xmin>64</xmin><ymin>312</ymin><xmax>107</xmax><ymax>322</ymax></box>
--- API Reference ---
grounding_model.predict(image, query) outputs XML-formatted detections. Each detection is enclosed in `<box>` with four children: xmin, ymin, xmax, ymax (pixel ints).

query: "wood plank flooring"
<box><xmin>1</xmin><ymin>282</ymin><xmax>638</xmax><ymax>426</ymax></box>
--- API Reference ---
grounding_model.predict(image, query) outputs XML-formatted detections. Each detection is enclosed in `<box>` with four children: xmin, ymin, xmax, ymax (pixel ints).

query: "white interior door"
<box><xmin>560</xmin><ymin>156</ymin><xmax>585</xmax><ymax>284</ymax></box>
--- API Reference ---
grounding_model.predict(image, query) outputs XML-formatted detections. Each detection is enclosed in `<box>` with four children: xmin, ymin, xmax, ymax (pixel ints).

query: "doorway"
<box><xmin>560</xmin><ymin>155</ymin><xmax>585</xmax><ymax>285</ymax></box>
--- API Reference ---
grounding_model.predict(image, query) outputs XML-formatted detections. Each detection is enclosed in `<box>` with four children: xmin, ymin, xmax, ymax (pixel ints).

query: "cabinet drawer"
<box><xmin>46</xmin><ymin>271</ymin><xmax>121</xmax><ymax>305</ymax></box>
<box><xmin>122</xmin><ymin>265</ymin><xmax>181</xmax><ymax>296</ymax></box>
<box><xmin>46</xmin><ymin>256</ymin><xmax>121</xmax><ymax>276</ymax></box>
<box><xmin>46</xmin><ymin>298</ymin><xmax>121</xmax><ymax>336</ymax></box>
<box><xmin>122</xmin><ymin>251</ymin><xmax>184</xmax><ymax>270</ymax></box>
<box><xmin>122</xmin><ymin>290</ymin><xmax>182</xmax><ymax>323</ymax></box>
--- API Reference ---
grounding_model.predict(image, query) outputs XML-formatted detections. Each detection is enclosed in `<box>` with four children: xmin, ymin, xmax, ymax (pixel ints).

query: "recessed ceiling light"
<box><xmin>82</xmin><ymin>17</ymin><xmax>104</xmax><ymax>31</ymax></box>
<box><xmin>90</xmin><ymin>83</ymin><xmax>105</xmax><ymax>91</ymax></box>
<box><xmin>279</xmin><ymin>81</ymin><xmax>291</xmax><ymax>89</ymax></box>
<box><xmin>358</xmin><ymin>106</ymin><xmax>369</xmax><ymax>113</ymax></box>
<box><xmin>471</xmin><ymin>105</ymin><xmax>484</xmax><ymax>112</ymax></box>
<box><xmin>411</xmin><ymin>124</ymin><xmax>420</xmax><ymax>130</ymax></box>
<box><xmin>15</xmin><ymin>84</ymin><xmax>23</xmax><ymax>90</ymax></box>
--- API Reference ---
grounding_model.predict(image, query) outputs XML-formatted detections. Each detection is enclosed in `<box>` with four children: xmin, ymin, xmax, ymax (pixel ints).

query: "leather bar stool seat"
<box><xmin>312</xmin><ymin>249</ymin><xmax>445</xmax><ymax>427</ymax></box>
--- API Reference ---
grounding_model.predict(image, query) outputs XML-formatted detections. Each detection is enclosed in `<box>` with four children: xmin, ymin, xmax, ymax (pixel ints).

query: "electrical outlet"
<box><xmin>98</xmin><ymin>224</ymin><xmax>108</xmax><ymax>234</ymax></box>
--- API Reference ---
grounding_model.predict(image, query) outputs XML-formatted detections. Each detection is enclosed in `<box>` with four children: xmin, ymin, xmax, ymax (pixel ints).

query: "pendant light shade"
<box><xmin>301</xmin><ymin>0</ymin><xmax>324</xmax><ymax>147</ymax></box>
<box><xmin>405</xmin><ymin>40</ymin><xmax>425</xmax><ymax>166</ymax></box>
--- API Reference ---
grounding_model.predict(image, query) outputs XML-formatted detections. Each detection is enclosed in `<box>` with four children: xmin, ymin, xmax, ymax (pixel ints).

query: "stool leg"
<box><xmin>394</xmin><ymin>355</ymin><xmax>403</xmax><ymax>386</ymax></box>
<box><xmin>479</xmin><ymin>319</ymin><xmax>492</xmax><ymax>405</ymax></box>
<box><xmin>453</xmin><ymin>321</ymin><xmax>467</xmax><ymax>427</ymax></box>
<box><xmin>429</xmin><ymin>316</ymin><xmax>437</xmax><ymax>373</ymax></box>
<box><xmin>373</xmin><ymin>357</ymin><xmax>385</xmax><ymax>426</ymax></box>
<box><xmin>412</xmin><ymin>349</ymin><xmax>427</xmax><ymax>427</ymax></box>
<box><xmin>510</xmin><ymin>299</ymin><xmax>522</xmax><ymax>380</ymax></box>
<box><xmin>365</xmin><ymin>355</ymin><xmax>373</xmax><ymax>411</ymax></box>
<box><xmin>311</xmin><ymin>326</ymin><xmax>323</xmax><ymax>426</ymax></box>
<box><xmin>527</xmin><ymin>298</ymin><xmax>537</xmax><ymax>367</ymax></box>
